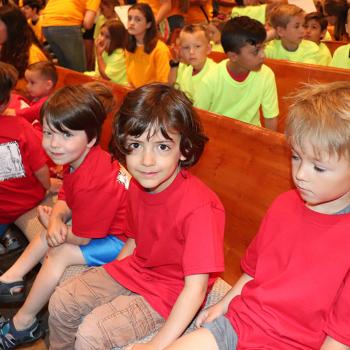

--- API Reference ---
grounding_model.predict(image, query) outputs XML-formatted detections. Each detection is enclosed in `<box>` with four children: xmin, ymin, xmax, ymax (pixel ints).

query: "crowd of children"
<box><xmin>1</xmin><ymin>0</ymin><xmax>350</xmax><ymax>349</ymax></box>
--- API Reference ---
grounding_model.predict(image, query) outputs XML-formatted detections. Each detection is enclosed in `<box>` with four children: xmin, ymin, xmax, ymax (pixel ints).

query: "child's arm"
<box><xmin>168</xmin><ymin>65</ymin><xmax>179</xmax><ymax>85</ymax></box>
<box><xmin>196</xmin><ymin>272</ymin><xmax>253</xmax><ymax>327</ymax></box>
<box><xmin>155</xmin><ymin>0</ymin><xmax>172</xmax><ymax>24</ymax></box>
<box><xmin>116</xmin><ymin>238</ymin><xmax>136</xmax><ymax>260</ymax></box>
<box><xmin>128</xmin><ymin>273</ymin><xmax>209</xmax><ymax>350</ymax></box>
<box><xmin>263</xmin><ymin>116</ymin><xmax>278</xmax><ymax>131</ymax></box>
<box><xmin>320</xmin><ymin>337</ymin><xmax>350</xmax><ymax>350</ymax></box>
<box><xmin>34</xmin><ymin>164</ymin><xmax>51</xmax><ymax>190</ymax></box>
<box><xmin>95</xmin><ymin>38</ymin><xmax>110</xmax><ymax>81</ymax></box>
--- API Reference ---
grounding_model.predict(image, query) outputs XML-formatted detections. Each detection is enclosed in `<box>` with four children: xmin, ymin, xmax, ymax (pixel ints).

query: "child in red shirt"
<box><xmin>47</xmin><ymin>83</ymin><xmax>225</xmax><ymax>350</ymax></box>
<box><xmin>0</xmin><ymin>85</ymin><xmax>129</xmax><ymax>349</ymax></box>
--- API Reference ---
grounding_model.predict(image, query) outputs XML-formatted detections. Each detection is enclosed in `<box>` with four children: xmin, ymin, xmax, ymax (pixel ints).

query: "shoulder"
<box><xmin>268</xmin><ymin>190</ymin><xmax>302</xmax><ymax>215</ymax></box>
<box><xmin>300</xmin><ymin>40</ymin><xmax>319</xmax><ymax>53</ymax></box>
<box><xmin>155</xmin><ymin>40</ymin><xmax>170</xmax><ymax>52</ymax></box>
<box><xmin>333</xmin><ymin>43</ymin><xmax>350</xmax><ymax>56</ymax></box>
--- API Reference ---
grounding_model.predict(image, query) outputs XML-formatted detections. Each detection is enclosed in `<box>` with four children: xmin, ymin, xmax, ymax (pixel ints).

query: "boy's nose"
<box><xmin>142</xmin><ymin>150</ymin><xmax>155</xmax><ymax>166</ymax></box>
<box><xmin>50</xmin><ymin>135</ymin><xmax>60</xmax><ymax>148</ymax></box>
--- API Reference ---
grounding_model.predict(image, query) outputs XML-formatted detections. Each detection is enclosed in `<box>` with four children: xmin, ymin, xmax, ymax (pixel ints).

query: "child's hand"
<box><xmin>195</xmin><ymin>302</ymin><xmax>226</xmax><ymax>328</ymax></box>
<box><xmin>37</xmin><ymin>205</ymin><xmax>53</xmax><ymax>229</ymax></box>
<box><xmin>170</xmin><ymin>42</ymin><xmax>181</xmax><ymax>62</ymax></box>
<box><xmin>95</xmin><ymin>37</ymin><xmax>105</xmax><ymax>56</ymax></box>
<box><xmin>48</xmin><ymin>178</ymin><xmax>63</xmax><ymax>194</ymax></box>
<box><xmin>46</xmin><ymin>217</ymin><xmax>68</xmax><ymax>247</ymax></box>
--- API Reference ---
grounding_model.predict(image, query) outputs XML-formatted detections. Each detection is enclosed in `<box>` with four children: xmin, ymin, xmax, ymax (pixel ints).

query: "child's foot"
<box><xmin>37</xmin><ymin>205</ymin><xmax>52</xmax><ymax>229</ymax></box>
<box><xmin>0</xmin><ymin>279</ymin><xmax>26</xmax><ymax>303</ymax></box>
<box><xmin>0</xmin><ymin>319</ymin><xmax>43</xmax><ymax>349</ymax></box>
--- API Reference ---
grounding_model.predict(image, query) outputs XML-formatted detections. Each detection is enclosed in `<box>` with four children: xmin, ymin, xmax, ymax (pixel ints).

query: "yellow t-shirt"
<box><xmin>193</xmin><ymin>59</ymin><xmax>279</xmax><ymax>126</ymax></box>
<box><xmin>211</xmin><ymin>41</ymin><xmax>224</xmax><ymax>53</ymax></box>
<box><xmin>175</xmin><ymin>58</ymin><xmax>216</xmax><ymax>101</ymax></box>
<box><xmin>29</xmin><ymin>44</ymin><xmax>47</xmax><ymax>64</ymax></box>
<box><xmin>125</xmin><ymin>40</ymin><xmax>171</xmax><ymax>88</ymax></box>
<box><xmin>42</xmin><ymin>0</ymin><xmax>100</xmax><ymax>27</ymax></box>
<box><xmin>330</xmin><ymin>43</ymin><xmax>350</xmax><ymax>69</ymax></box>
<box><xmin>143</xmin><ymin>0</ymin><xmax>160</xmax><ymax>17</ymax></box>
<box><xmin>231</xmin><ymin>4</ymin><xmax>267</xmax><ymax>24</ymax></box>
<box><xmin>265</xmin><ymin>39</ymin><xmax>320</xmax><ymax>64</ymax></box>
<box><xmin>28</xmin><ymin>16</ymin><xmax>44</xmax><ymax>43</ymax></box>
<box><xmin>85</xmin><ymin>48</ymin><xmax>128</xmax><ymax>85</ymax></box>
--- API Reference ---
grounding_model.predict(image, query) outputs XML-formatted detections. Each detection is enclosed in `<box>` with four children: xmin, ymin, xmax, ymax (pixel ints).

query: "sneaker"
<box><xmin>0</xmin><ymin>279</ymin><xmax>26</xmax><ymax>303</ymax></box>
<box><xmin>0</xmin><ymin>319</ymin><xmax>43</xmax><ymax>349</ymax></box>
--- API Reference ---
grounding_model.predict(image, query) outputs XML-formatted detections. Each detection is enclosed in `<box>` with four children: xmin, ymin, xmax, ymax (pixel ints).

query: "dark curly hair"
<box><xmin>111</xmin><ymin>83</ymin><xmax>208</xmax><ymax>168</ymax></box>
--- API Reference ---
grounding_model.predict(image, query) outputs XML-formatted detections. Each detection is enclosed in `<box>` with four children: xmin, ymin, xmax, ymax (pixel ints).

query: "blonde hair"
<box><xmin>180</xmin><ymin>24</ymin><xmax>211</xmax><ymax>42</ymax></box>
<box><xmin>286</xmin><ymin>81</ymin><xmax>350</xmax><ymax>160</ymax></box>
<box><xmin>269</xmin><ymin>4</ymin><xmax>304</xmax><ymax>28</ymax></box>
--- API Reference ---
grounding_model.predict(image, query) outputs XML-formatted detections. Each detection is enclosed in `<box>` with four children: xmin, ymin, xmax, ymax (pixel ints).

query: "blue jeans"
<box><xmin>43</xmin><ymin>25</ymin><xmax>86</xmax><ymax>72</ymax></box>
<box><xmin>0</xmin><ymin>224</ymin><xmax>9</xmax><ymax>238</ymax></box>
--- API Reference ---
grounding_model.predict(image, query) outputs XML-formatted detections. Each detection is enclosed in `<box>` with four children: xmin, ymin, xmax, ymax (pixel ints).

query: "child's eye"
<box><xmin>63</xmin><ymin>132</ymin><xmax>72</xmax><ymax>138</ymax></box>
<box><xmin>291</xmin><ymin>153</ymin><xmax>300</xmax><ymax>161</ymax></box>
<box><xmin>43</xmin><ymin>129</ymin><xmax>52</xmax><ymax>136</ymax></box>
<box><xmin>159</xmin><ymin>144</ymin><xmax>170</xmax><ymax>151</ymax></box>
<box><xmin>128</xmin><ymin>142</ymin><xmax>140</xmax><ymax>150</ymax></box>
<box><xmin>314</xmin><ymin>165</ymin><xmax>326</xmax><ymax>172</ymax></box>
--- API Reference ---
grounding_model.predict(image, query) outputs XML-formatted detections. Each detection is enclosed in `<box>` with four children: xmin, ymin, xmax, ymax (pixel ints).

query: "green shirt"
<box><xmin>193</xmin><ymin>59</ymin><xmax>279</xmax><ymax>126</ymax></box>
<box><xmin>175</xmin><ymin>58</ymin><xmax>216</xmax><ymax>101</ymax></box>
<box><xmin>316</xmin><ymin>42</ymin><xmax>332</xmax><ymax>66</ymax></box>
<box><xmin>330</xmin><ymin>43</ymin><xmax>350</xmax><ymax>69</ymax></box>
<box><xmin>265</xmin><ymin>39</ymin><xmax>320</xmax><ymax>64</ymax></box>
<box><xmin>231</xmin><ymin>4</ymin><xmax>267</xmax><ymax>24</ymax></box>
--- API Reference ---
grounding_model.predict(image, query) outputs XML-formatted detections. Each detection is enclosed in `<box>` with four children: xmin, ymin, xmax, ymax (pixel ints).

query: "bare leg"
<box><xmin>13</xmin><ymin>243</ymin><xmax>85</xmax><ymax>330</ymax></box>
<box><xmin>165</xmin><ymin>328</ymin><xmax>219</xmax><ymax>350</ymax></box>
<box><xmin>0</xmin><ymin>231</ymin><xmax>48</xmax><ymax>283</ymax></box>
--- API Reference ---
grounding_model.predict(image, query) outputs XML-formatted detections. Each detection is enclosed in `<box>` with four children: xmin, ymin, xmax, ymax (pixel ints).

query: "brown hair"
<box><xmin>26</xmin><ymin>61</ymin><xmax>57</xmax><ymax>86</ymax></box>
<box><xmin>286</xmin><ymin>81</ymin><xmax>350</xmax><ymax>160</ymax></box>
<box><xmin>0</xmin><ymin>62</ymin><xmax>17</xmax><ymax>105</ymax></box>
<box><xmin>40</xmin><ymin>85</ymin><xmax>107</xmax><ymax>144</ymax></box>
<box><xmin>126</xmin><ymin>3</ymin><xmax>158</xmax><ymax>54</ymax></box>
<box><xmin>83</xmin><ymin>81</ymin><xmax>117</xmax><ymax>114</ymax></box>
<box><xmin>304</xmin><ymin>11</ymin><xmax>328</xmax><ymax>31</ymax></box>
<box><xmin>111</xmin><ymin>83</ymin><xmax>208</xmax><ymax>167</ymax></box>
<box><xmin>180</xmin><ymin>24</ymin><xmax>210</xmax><ymax>42</ymax></box>
<box><xmin>269</xmin><ymin>4</ymin><xmax>304</xmax><ymax>28</ymax></box>
<box><xmin>100</xmin><ymin>19</ymin><xmax>126</xmax><ymax>55</ymax></box>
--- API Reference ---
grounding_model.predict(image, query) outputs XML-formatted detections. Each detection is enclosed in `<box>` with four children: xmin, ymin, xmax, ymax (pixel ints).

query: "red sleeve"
<box><xmin>182</xmin><ymin>203</ymin><xmax>225</xmax><ymax>276</ymax></box>
<box><xmin>324</xmin><ymin>270</ymin><xmax>350</xmax><ymax>346</ymax></box>
<box><xmin>17</xmin><ymin>102</ymin><xmax>43</xmax><ymax>124</ymax></box>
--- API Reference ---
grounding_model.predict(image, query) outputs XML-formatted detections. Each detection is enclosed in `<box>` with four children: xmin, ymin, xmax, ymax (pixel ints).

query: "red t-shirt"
<box><xmin>58</xmin><ymin>145</ymin><xmax>128</xmax><ymax>241</ymax></box>
<box><xmin>226</xmin><ymin>190</ymin><xmax>350</xmax><ymax>349</ymax></box>
<box><xmin>104</xmin><ymin>169</ymin><xmax>225</xmax><ymax>318</ymax></box>
<box><xmin>0</xmin><ymin>115</ymin><xmax>47</xmax><ymax>223</ymax></box>
<box><xmin>17</xmin><ymin>96</ymin><xmax>48</xmax><ymax>125</ymax></box>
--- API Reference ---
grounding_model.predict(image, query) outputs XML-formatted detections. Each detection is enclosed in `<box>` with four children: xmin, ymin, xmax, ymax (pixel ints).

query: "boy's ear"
<box><xmin>180</xmin><ymin>154</ymin><xmax>186</xmax><ymax>162</ymax></box>
<box><xmin>146</xmin><ymin>21</ymin><xmax>152</xmax><ymax>29</ymax></box>
<box><xmin>320</xmin><ymin>28</ymin><xmax>327</xmax><ymax>40</ymax></box>
<box><xmin>206</xmin><ymin>41</ymin><xmax>212</xmax><ymax>55</ymax></box>
<box><xmin>45</xmin><ymin>79</ymin><xmax>55</xmax><ymax>93</ymax></box>
<box><xmin>87</xmin><ymin>136</ymin><xmax>97</xmax><ymax>148</ymax></box>
<box><xmin>227</xmin><ymin>51</ymin><xmax>239</xmax><ymax>62</ymax></box>
<box><xmin>275</xmin><ymin>26</ymin><xmax>285</xmax><ymax>38</ymax></box>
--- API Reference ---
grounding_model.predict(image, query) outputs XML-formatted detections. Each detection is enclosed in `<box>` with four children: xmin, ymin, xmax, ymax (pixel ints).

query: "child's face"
<box><xmin>0</xmin><ymin>20</ymin><xmax>7</xmax><ymax>45</ymax></box>
<box><xmin>98</xmin><ymin>26</ymin><xmax>111</xmax><ymax>51</ymax></box>
<box><xmin>229</xmin><ymin>42</ymin><xmax>265</xmax><ymax>72</ymax></box>
<box><xmin>207</xmin><ymin>23</ymin><xmax>221</xmax><ymax>44</ymax></box>
<box><xmin>125</xmin><ymin>128</ymin><xmax>186</xmax><ymax>193</ymax></box>
<box><xmin>291</xmin><ymin>141</ymin><xmax>350</xmax><ymax>214</ymax></box>
<box><xmin>127</xmin><ymin>9</ymin><xmax>150</xmax><ymax>38</ymax></box>
<box><xmin>278</xmin><ymin>15</ymin><xmax>305</xmax><ymax>47</ymax></box>
<box><xmin>180</xmin><ymin>31</ymin><xmax>211</xmax><ymax>71</ymax></box>
<box><xmin>100</xmin><ymin>1</ymin><xmax>115</xmax><ymax>19</ymax></box>
<box><xmin>304</xmin><ymin>19</ymin><xmax>323</xmax><ymax>43</ymax></box>
<box><xmin>21</xmin><ymin>5</ymin><xmax>36</xmax><ymax>19</ymax></box>
<box><xmin>42</xmin><ymin>119</ymin><xmax>96</xmax><ymax>170</ymax></box>
<box><xmin>25</xmin><ymin>70</ymin><xmax>53</xmax><ymax>99</ymax></box>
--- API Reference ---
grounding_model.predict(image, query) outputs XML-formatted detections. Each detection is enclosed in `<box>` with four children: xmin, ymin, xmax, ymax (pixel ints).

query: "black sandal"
<box><xmin>0</xmin><ymin>280</ymin><xmax>25</xmax><ymax>303</ymax></box>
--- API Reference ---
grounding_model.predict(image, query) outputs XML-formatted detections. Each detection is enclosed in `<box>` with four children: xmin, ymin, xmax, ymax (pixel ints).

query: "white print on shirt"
<box><xmin>117</xmin><ymin>168</ymin><xmax>130</xmax><ymax>190</ymax></box>
<box><xmin>0</xmin><ymin>141</ymin><xmax>26</xmax><ymax>181</ymax></box>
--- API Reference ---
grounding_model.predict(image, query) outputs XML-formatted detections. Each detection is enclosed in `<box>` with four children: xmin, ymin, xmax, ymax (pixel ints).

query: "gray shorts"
<box><xmin>202</xmin><ymin>315</ymin><xmax>238</xmax><ymax>350</ymax></box>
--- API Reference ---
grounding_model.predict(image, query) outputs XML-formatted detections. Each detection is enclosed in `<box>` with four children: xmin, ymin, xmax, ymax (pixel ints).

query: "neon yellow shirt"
<box><xmin>211</xmin><ymin>41</ymin><xmax>224</xmax><ymax>53</ymax></box>
<box><xmin>85</xmin><ymin>48</ymin><xmax>128</xmax><ymax>85</ymax></box>
<box><xmin>316</xmin><ymin>42</ymin><xmax>332</xmax><ymax>66</ymax></box>
<box><xmin>265</xmin><ymin>39</ymin><xmax>320</xmax><ymax>64</ymax></box>
<box><xmin>231</xmin><ymin>4</ymin><xmax>267</xmax><ymax>24</ymax></box>
<box><xmin>193</xmin><ymin>59</ymin><xmax>279</xmax><ymax>126</ymax></box>
<box><xmin>330</xmin><ymin>43</ymin><xmax>350</xmax><ymax>69</ymax></box>
<box><xmin>125</xmin><ymin>40</ymin><xmax>171</xmax><ymax>88</ymax></box>
<box><xmin>42</xmin><ymin>0</ymin><xmax>100</xmax><ymax>27</ymax></box>
<box><xmin>175</xmin><ymin>58</ymin><xmax>216</xmax><ymax>101</ymax></box>
<box><xmin>93</xmin><ymin>14</ymin><xmax>107</xmax><ymax>39</ymax></box>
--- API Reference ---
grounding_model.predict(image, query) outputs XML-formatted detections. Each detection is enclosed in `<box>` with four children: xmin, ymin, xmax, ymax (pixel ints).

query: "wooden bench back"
<box><xmin>323</xmin><ymin>40</ymin><xmax>347</xmax><ymax>55</ymax></box>
<box><xmin>55</xmin><ymin>66</ymin><xmax>293</xmax><ymax>285</ymax></box>
<box><xmin>208</xmin><ymin>52</ymin><xmax>350</xmax><ymax>133</ymax></box>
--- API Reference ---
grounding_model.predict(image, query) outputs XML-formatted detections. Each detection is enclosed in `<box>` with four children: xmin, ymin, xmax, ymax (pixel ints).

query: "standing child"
<box><xmin>85</xmin><ymin>19</ymin><xmax>128</xmax><ymax>85</ymax></box>
<box><xmin>165</xmin><ymin>81</ymin><xmax>350</xmax><ymax>350</ymax></box>
<box><xmin>194</xmin><ymin>16</ymin><xmax>279</xmax><ymax>130</ymax></box>
<box><xmin>169</xmin><ymin>24</ymin><xmax>216</xmax><ymax>101</ymax></box>
<box><xmin>0</xmin><ymin>62</ymin><xmax>50</xmax><ymax>253</ymax></box>
<box><xmin>48</xmin><ymin>83</ymin><xmax>225</xmax><ymax>350</ymax></box>
<box><xmin>330</xmin><ymin>9</ymin><xmax>350</xmax><ymax>68</ymax></box>
<box><xmin>125</xmin><ymin>3</ymin><xmax>171</xmax><ymax>88</ymax></box>
<box><xmin>0</xmin><ymin>85</ymin><xmax>129</xmax><ymax>349</ymax></box>
<box><xmin>265</xmin><ymin>4</ymin><xmax>320</xmax><ymax>64</ymax></box>
<box><xmin>304</xmin><ymin>12</ymin><xmax>332</xmax><ymax>66</ymax></box>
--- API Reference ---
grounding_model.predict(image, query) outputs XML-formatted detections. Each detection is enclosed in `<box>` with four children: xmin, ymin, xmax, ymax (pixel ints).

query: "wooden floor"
<box><xmin>0</xmin><ymin>3</ymin><xmax>235</xmax><ymax>349</ymax></box>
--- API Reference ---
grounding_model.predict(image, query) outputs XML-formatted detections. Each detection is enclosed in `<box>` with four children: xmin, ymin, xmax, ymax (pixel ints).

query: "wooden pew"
<box><xmin>208</xmin><ymin>52</ymin><xmax>350</xmax><ymax>132</ymax></box>
<box><xmin>55</xmin><ymin>66</ymin><xmax>293</xmax><ymax>285</ymax></box>
<box><xmin>323</xmin><ymin>40</ymin><xmax>347</xmax><ymax>55</ymax></box>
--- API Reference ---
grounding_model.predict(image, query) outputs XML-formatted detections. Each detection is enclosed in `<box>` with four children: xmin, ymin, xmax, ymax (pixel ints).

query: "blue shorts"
<box><xmin>80</xmin><ymin>235</ymin><xmax>124</xmax><ymax>267</ymax></box>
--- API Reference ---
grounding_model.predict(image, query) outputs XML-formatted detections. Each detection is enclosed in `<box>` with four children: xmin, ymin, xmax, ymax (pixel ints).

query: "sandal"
<box><xmin>0</xmin><ymin>280</ymin><xmax>25</xmax><ymax>303</ymax></box>
<box><xmin>0</xmin><ymin>319</ymin><xmax>43</xmax><ymax>349</ymax></box>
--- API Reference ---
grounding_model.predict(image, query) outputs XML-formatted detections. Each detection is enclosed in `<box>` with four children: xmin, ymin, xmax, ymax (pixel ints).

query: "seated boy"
<box><xmin>0</xmin><ymin>62</ymin><xmax>50</xmax><ymax>252</ymax></box>
<box><xmin>165</xmin><ymin>81</ymin><xmax>350</xmax><ymax>350</ymax></box>
<box><xmin>169</xmin><ymin>24</ymin><xmax>216</xmax><ymax>101</ymax></box>
<box><xmin>265</xmin><ymin>4</ymin><xmax>320</xmax><ymax>64</ymax></box>
<box><xmin>330</xmin><ymin>9</ymin><xmax>350</xmax><ymax>69</ymax></box>
<box><xmin>304</xmin><ymin>12</ymin><xmax>332</xmax><ymax>66</ymax></box>
<box><xmin>21</xmin><ymin>0</ymin><xmax>44</xmax><ymax>43</ymax></box>
<box><xmin>47</xmin><ymin>84</ymin><xmax>225</xmax><ymax>350</ymax></box>
<box><xmin>193</xmin><ymin>16</ymin><xmax>279</xmax><ymax>131</ymax></box>
<box><xmin>16</xmin><ymin>61</ymin><xmax>57</xmax><ymax>130</ymax></box>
